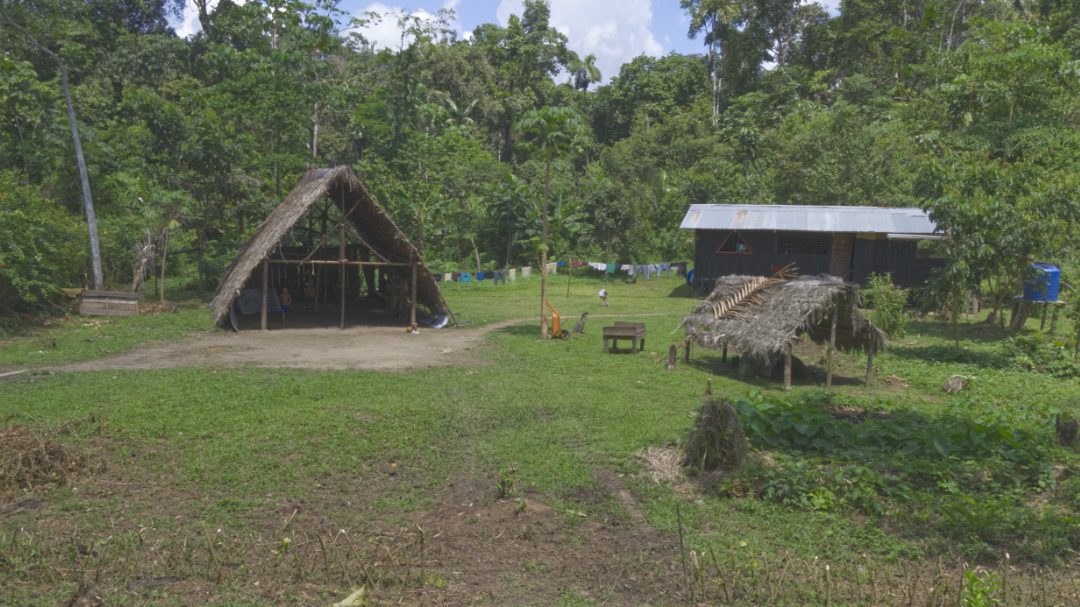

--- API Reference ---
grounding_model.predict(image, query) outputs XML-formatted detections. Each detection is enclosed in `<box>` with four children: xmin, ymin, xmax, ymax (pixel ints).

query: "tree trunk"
<box><xmin>158</xmin><ymin>227</ymin><xmax>169</xmax><ymax>302</ymax></box>
<box><xmin>194</xmin><ymin>0</ymin><xmax>214</xmax><ymax>38</ymax></box>
<box><xmin>505</xmin><ymin>232</ymin><xmax>514</xmax><ymax>271</ymax></box>
<box><xmin>310</xmin><ymin>101</ymin><xmax>319</xmax><ymax>163</ymax></box>
<box><xmin>3</xmin><ymin>13</ymin><xmax>104</xmax><ymax>289</ymax></box>
<box><xmin>471</xmin><ymin>237</ymin><xmax>482</xmax><ymax>275</ymax></box>
<box><xmin>539</xmin><ymin>161</ymin><xmax>550</xmax><ymax>339</ymax></box>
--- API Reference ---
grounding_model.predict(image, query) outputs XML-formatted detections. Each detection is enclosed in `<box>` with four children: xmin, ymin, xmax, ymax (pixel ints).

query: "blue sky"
<box><xmin>176</xmin><ymin>1</ymin><xmax>841</xmax><ymax>84</ymax></box>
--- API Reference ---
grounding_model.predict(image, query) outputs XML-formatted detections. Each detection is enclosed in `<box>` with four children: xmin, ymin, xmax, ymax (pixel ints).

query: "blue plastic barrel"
<box><xmin>1023</xmin><ymin>263</ymin><xmax>1061</xmax><ymax>302</ymax></box>
<box><xmin>686</xmin><ymin>268</ymin><xmax>695</xmax><ymax>286</ymax></box>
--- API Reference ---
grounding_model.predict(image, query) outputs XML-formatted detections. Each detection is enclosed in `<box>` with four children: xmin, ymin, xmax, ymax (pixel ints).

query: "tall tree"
<box><xmin>568</xmin><ymin>53</ymin><xmax>601</xmax><ymax>91</ymax></box>
<box><xmin>1</xmin><ymin>5</ymin><xmax>103</xmax><ymax>288</ymax></box>
<box><xmin>515</xmin><ymin>106</ymin><xmax>585</xmax><ymax>339</ymax></box>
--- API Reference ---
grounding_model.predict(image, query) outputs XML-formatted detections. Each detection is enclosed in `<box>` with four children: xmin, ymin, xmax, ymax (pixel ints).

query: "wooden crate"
<box><xmin>79</xmin><ymin>290</ymin><xmax>139</xmax><ymax>316</ymax></box>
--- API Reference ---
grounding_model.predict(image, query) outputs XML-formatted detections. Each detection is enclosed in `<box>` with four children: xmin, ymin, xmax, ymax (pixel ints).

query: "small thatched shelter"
<box><xmin>210</xmin><ymin>166</ymin><xmax>449</xmax><ymax>329</ymax></box>
<box><xmin>682</xmin><ymin>274</ymin><xmax>885</xmax><ymax>388</ymax></box>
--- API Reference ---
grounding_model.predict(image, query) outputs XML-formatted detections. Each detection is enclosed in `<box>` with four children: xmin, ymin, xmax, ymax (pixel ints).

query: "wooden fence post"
<box><xmin>784</xmin><ymin>342</ymin><xmax>793</xmax><ymax>391</ymax></box>
<box><xmin>260</xmin><ymin>259</ymin><xmax>269</xmax><ymax>331</ymax></box>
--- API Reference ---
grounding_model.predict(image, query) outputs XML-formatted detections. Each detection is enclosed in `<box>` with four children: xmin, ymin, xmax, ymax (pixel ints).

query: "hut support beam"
<box><xmin>826</xmin><ymin>307</ymin><xmax>837</xmax><ymax>388</ymax></box>
<box><xmin>339</xmin><ymin>217</ymin><xmax>346</xmax><ymax>330</ymax></box>
<box><xmin>783</xmin><ymin>342</ymin><xmax>792</xmax><ymax>390</ymax></box>
<box><xmin>410</xmin><ymin>261</ymin><xmax>418</xmax><ymax>327</ymax></box>
<box><xmin>684</xmin><ymin>339</ymin><xmax>691</xmax><ymax>363</ymax></box>
<box><xmin>722</xmin><ymin>343</ymin><xmax>727</xmax><ymax>363</ymax></box>
<box><xmin>260</xmin><ymin>260</ymin><xmax>269</xmax><ymax>331</ymax></box>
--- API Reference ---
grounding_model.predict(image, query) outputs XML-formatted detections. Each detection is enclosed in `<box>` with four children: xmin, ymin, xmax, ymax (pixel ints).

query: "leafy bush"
<box><xmin>732</xmin><ymin>391</ymin><xmax>1044</xmax><ymax>464</ymax></box>
<box><xmin>864</xmin><ymin>272</ymin><xmax>909</xmax><ymax>337</ymax></box>
<box><xmin>1004</xmin><ymin>334</ymin><xmax>1080</xmax><ymax>378</ymax></box>
<box><xmin>0</xmin><ymin>171</ymin><xmax>86</xmax><ymax>310</ymax></box>
<box><xmin>719</xmin><ymin>391</ymin><xmax>1075</xmax><ymax>561</ymax></box>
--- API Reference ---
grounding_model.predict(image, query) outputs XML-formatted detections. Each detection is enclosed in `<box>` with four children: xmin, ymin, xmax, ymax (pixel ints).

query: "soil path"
<box><xmin>55</xmin><ymin>319</ymin><xmax>524</xmax><ymax>373</ymax></box>
<box><xmin>51</xmin><ymin>313</ymin><xmax>676</xmax><ymax>373</ymax></box>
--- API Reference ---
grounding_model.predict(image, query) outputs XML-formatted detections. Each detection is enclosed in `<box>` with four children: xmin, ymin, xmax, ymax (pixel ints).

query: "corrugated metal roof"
<box><xmin>680</xmin><ymin>204</ymin><xmax>938</xmax><ymax>235</ymax></box>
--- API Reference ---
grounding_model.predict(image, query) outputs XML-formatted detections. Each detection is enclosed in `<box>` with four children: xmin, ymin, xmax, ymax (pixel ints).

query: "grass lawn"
<box><xmin>1</xmin><ymin>273</ymin><xmax>1078</xmax><ymax>606</ymax></box>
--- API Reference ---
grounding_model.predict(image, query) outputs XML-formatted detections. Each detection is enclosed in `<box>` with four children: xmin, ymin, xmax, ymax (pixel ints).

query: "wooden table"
<box><xmin>603</xmin><ymin>322</ymin><xmax>646</xmax><ymax>353</ymax></box>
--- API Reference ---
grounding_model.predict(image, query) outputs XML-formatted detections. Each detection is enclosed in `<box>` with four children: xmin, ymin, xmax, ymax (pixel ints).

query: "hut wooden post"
<box><xmin>339</xmin><ymin>263</ymin><xmax>346</xmax><ymax>329</ymax></box>
<box><xmin>783</xmin><ymin>342</ymin><xmax>793</xmax><ymax>390</ymax></box>
<box><xmin>410</xmin><ymin>261</ymin><xmax>418</xmax><ymax>327</ymax></box>
<box><xmin>339</xmin><ymin>217</ymin><xmax>346</xmax><ymax>330</ymax></box>
<box><xmin>684</xmin><ymin>339</ymin><xmax>691</xmax><ymax>363</ymax></box>
<box><xmin>826</xmin><ymin>307</ymin><xmax>838</xmax><ymax>388</ymax></box>
<box><xmin>722</xmin><ymin>343</ymin><xmax>728</xmax><ymax>363</ymax></box>
<box><xmin>865</xmin><ymin>346</ymin><xmax>874</xmax><ymax>387</ymax></box>
<box><xmin>260</xmin><ymin>259</ymin><xmax>269</xmax><ymax>330</ymax></box>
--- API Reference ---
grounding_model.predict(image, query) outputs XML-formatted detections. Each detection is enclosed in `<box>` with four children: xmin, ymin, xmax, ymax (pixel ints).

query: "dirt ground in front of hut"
<box><xmin>54</xmin><ymin>319</ymin><xmax>524</xmax><ymax>373</ymax></box>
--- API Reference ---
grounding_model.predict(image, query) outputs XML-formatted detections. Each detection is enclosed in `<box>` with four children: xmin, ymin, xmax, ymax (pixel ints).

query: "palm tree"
<box><xmin>569</xmin><ymin>53</ymin><xmax>602</xmax><ymax>91</ymax></box>
<box><xmin>515</xmin><ymin>107</ymin><xmax>585</xmax><ymax>339</ymax></box>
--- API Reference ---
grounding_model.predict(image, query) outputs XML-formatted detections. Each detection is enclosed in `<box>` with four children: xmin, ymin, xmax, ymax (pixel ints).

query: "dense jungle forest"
<box><xmin>0</xmin><ymin>0</ymin><xmax>1078</xmax><ymax>318</ymax></box>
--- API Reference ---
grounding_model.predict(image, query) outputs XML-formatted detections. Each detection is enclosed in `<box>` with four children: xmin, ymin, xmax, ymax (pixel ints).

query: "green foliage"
<box><xmin>0</xmin><ymin>171</ymin><xmax>86</xmax><ymax>310</ymax></box>
<box><xmin>1004</xmin><ymin>334</ymin><xmax>1080</xmax><ymax>378</ymax></box>
<box><xmin>721</xmin><ymin>390</ymin><xmax>1077</xmax><ymax>561</ymax></box>
<box><xmin>864</xmin><ymin>273</ymin><xmax>909</xmax><ymax>337</ymax></box>
<box><xmin>1</xmin><ymin>0</ymin><xmax>1078</xmax><ymax>330</ymax></box>
<box><xmin>733</xmin><ymin>391</ymin><xmax>1045</xmax><ymax>464</ymax></box>
<box><xmin>961</xmin><ymin>569</ymin><xmax>1001</xmax><ymax>607</ymax></box>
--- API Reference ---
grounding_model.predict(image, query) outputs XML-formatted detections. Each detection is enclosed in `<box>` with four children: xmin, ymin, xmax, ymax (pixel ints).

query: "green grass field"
<box><xmin>1</xmin><ymin>274</ymin><xmax>1078</xmax><ymax>606</ymax></box>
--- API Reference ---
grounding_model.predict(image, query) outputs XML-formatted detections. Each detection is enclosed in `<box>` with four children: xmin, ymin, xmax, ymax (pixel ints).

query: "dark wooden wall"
<box><xmin>693</xmin><ymin>230</ymin><xmax>940</xmax><ymax>292</ymax></box>
<box><xmin>850</xmin><ymin>238</ymin><xmax>942</xmax><ymax>288</ymax></box>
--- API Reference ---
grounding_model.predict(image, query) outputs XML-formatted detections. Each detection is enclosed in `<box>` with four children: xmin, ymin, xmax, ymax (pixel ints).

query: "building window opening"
<box><xmin>716</xmin><ymin>231</ymin><xmax>753</xmax><ymax>255</ymax></box>
<box><xmin>777</xmin><ymin>235</ymin><xmax>829</xmax><ymax>255</ymax></box>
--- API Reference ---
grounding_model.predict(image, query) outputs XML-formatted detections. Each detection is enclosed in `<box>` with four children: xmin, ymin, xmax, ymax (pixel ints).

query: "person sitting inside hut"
<box><xmin>279</xmin><ymin>287</ymin><xmax>292</xmax><ymax>325</ymax></box>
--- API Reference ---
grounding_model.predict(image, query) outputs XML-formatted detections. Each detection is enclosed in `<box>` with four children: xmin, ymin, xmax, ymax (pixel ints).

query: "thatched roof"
<box><xmin>210</xmin><ymin>166</ymin><xmax>448</xmax><ymax>327</ymax></box>
<box><xmin>682</xmin><ymin>274</ymin><xmax>885</xmax><ymax>359</ymax></box>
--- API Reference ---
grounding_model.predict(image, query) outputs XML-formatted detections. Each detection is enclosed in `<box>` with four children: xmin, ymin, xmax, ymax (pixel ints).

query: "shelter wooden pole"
<box><xmin>410</xmin><ymin>261</ymin><xmax>418</xmax><ymax>327</ymax></box>
<box><xmin>260</xmin><ymin>259</ymin><xmax>269</xmax><ymax>331</ymax></box>
<box><xmin>339</xmin><ymin>213</ymin><xmax>346</xmax><ymax>330</ymax></box>
<box><xmin>865</xmin><ymin>346</ymin><xmax>874</xmax><ymax>387</ymax></box>
<box><xmin>339</xmin><ymin>264</ymin><xmax>346</xmax><ymax>329</ymax></box>
<box><xmin>826</xmin><ymin>307</ymin><xmax>838</xmax><ymax>388</ymax></box>
<box><xmin>783</xmin><ymin>342</ymin><xmax>792</xmax><ymax>390</ymax></box>
<box><xmin>684</xmin><ymin>339</ymin><xmax>691</xmax><ymax>363</ymax></box>
<box><xmin>722</xmin><ymin>343</ymin><xmax>728</xmax><ymax>363</ymax></box>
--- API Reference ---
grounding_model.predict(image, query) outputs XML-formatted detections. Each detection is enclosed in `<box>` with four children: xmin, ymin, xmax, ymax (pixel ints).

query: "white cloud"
<box><xmin>816</xmin><ymin>0</ymin><xmax>842</xmax><ymax>15</ymax></box>
<box><xmin>496</xmin><ymin>0</ymin><xmax>663</xmax><ymax>85</ymax></box>
<box><xmin>175</xmin><ymin>0</ymin><xmax>247</xmax><ymax>38</ymax></box>
<box><xmin>350</xmin><ymin>1</ymin><xmax>462</xmax><ymax>51</ymax></box>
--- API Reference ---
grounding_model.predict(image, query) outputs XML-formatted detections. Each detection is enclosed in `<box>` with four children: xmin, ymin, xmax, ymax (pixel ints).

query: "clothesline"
<box><xmin>435</xmin><ymin>260</ymin><xmax>689</xmax><ymax>284</ymax></box>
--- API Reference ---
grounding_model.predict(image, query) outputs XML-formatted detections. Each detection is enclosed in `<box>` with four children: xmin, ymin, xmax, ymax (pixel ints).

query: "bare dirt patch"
<box><xmin>54</xmin><ymin>320</ymin><xmax>525</xmax><ymax>373</ymax></box>
<box><xmin>399</xmin><ymin>477</ymin><xmax>685</xmax><ymax>605</ymax></box>
<box><xmin>3</xmin><ymin>442</ymin><xmax>688</xmax><ymax>606</ymax></box>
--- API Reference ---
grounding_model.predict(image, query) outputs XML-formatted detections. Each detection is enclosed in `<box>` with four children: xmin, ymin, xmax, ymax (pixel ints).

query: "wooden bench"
<box><xmin>603</xmin><ymin>322</ymin><xmax>646</xmax><ymax>353</ymax></box>
<box><xmin>79</xmin><ymin>290</ymin><xmax>139</xmax><ymax>316</ymax></box>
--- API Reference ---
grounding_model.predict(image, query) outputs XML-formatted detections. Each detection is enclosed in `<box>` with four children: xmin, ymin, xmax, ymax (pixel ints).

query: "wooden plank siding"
<box><xmin>693</xmin><ymin>229</ymin><xmax>941</xmax><ymax>293</ymax></box>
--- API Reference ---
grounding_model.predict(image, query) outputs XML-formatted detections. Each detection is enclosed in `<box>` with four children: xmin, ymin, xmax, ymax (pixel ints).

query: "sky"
<box><xmin>175</xmin><ymin>0</ymin><xmax>842</xmax><ymax>84</ymax></box>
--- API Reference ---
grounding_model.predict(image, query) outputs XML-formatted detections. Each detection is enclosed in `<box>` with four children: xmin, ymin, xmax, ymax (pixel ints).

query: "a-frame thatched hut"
<box><xmin>210</xmin><ymin>166</ymin><xmax>449</xmax><ymax>330</ymax></box>
<box><xmin>681</xmin><ymin>274</ymin><xmax>885</xmax><ymax>388</ymax></box>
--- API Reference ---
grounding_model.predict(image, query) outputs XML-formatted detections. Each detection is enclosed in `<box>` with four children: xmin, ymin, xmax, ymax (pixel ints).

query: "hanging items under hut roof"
<box><xmin>680</xmin><ymin>269</ymin><xmax>886</xmax><ymax>387</ymax></box>
<box><xmin>209</xmin><ymin>166</ymin><xmax>450</xmax><ymax>329</ymax></box>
